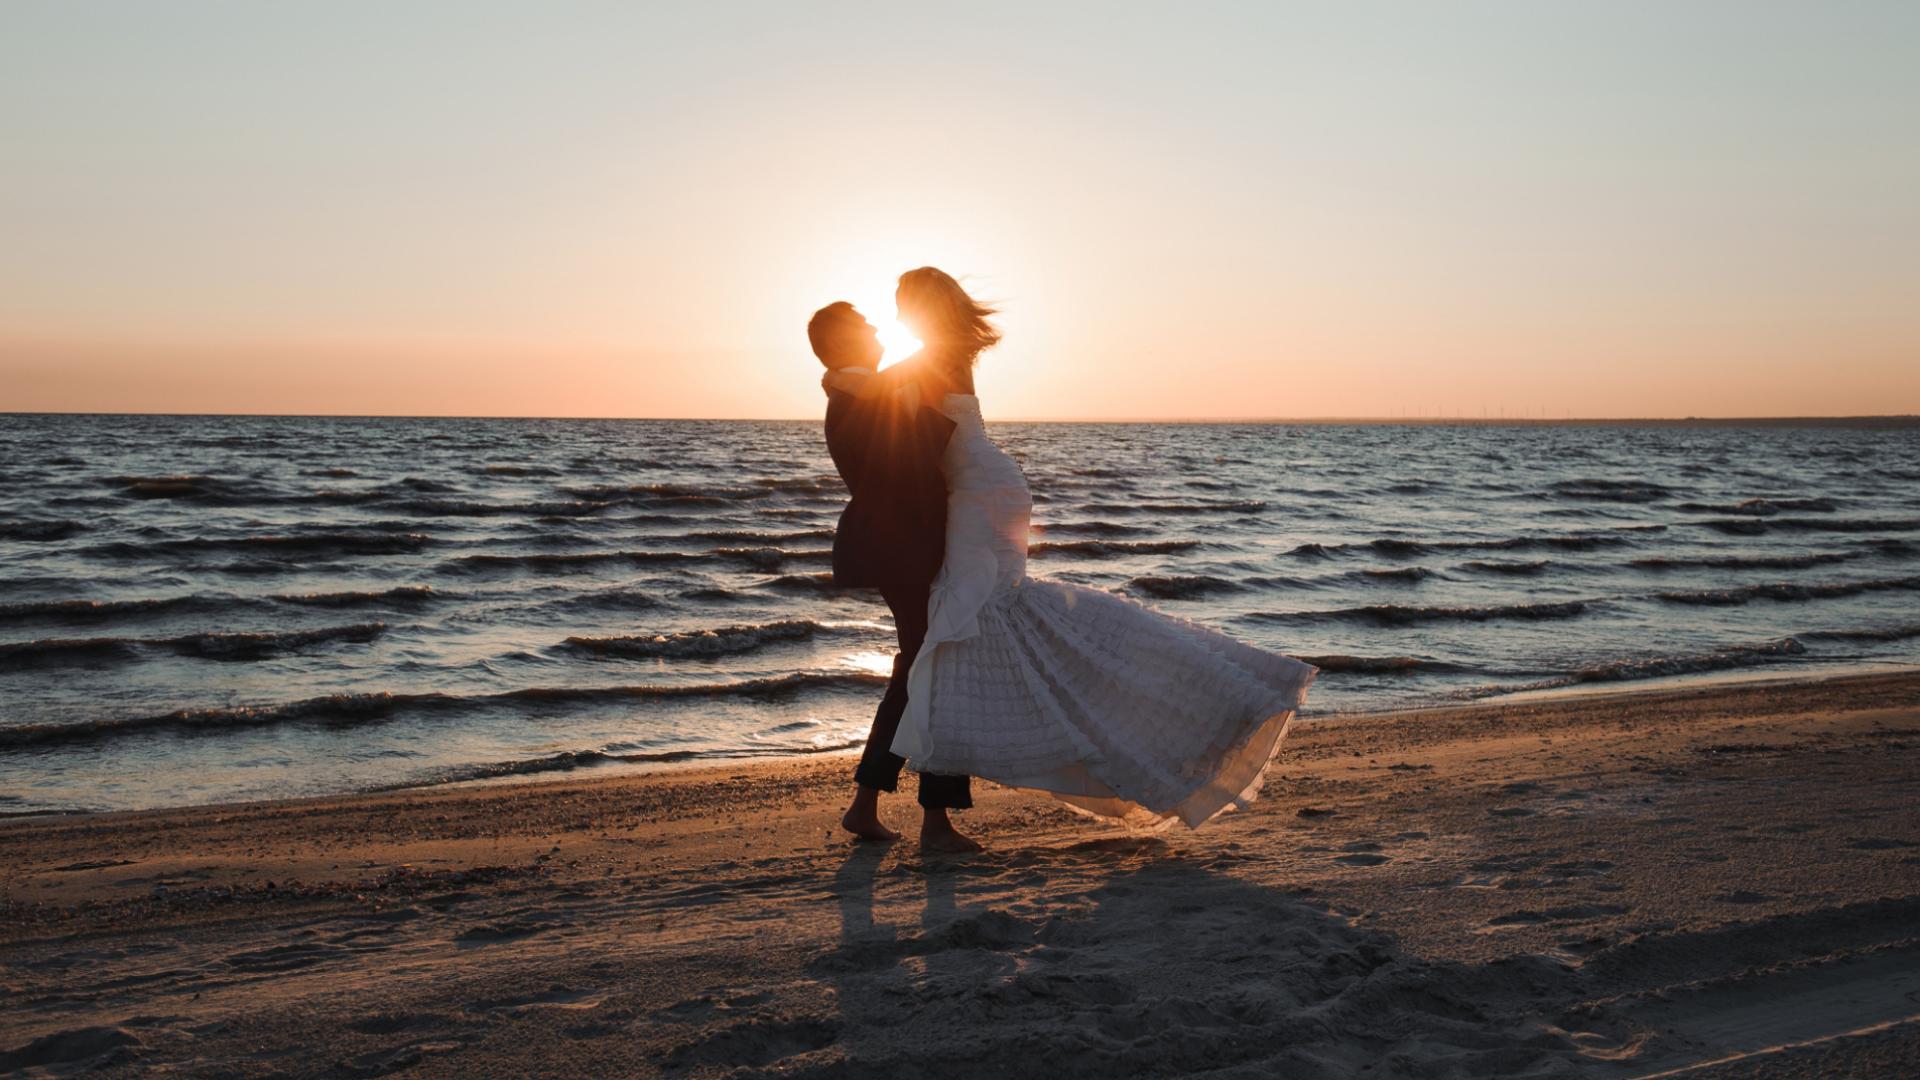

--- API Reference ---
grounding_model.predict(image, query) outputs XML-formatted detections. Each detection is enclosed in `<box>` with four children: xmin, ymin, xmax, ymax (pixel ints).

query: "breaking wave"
<box><xmin>442</xmin><ymin>550</ymin><xmax>704</xmax><ymax>573</ymax></box>
<box><xmin>1548</xmin><ymin>478</ymin><xmax>1671</xmax><ymax>503</ymax></box>
<box><xmin>1800</xmin><ymin>625</ymin><xmax>1920</xmax><ymax>643</ymax></box>
<box><xmin>270</xmin><ymin>585</ymin><xmax>439</xmax><ymax>607</ymax></box>
<box><xmin>0</xmin><ymin>519</ymin><xmax>85</xmax><ymax>542</ymax></box>
<box><xmin>1248</xmin><ymin>598</ymin><xmax>1594</xmax><ymax>628</ymax></box>
<box><xmin>1465</xmin><ymin>638</ymin><xmax>1808</xmax><ymax>697</ymax></box>
<box><xmin>561</xmin><ymin>619</ymin><xmax>875</xmax><ymax>660</ymax></box>
<box><xmin>1654</xmin><ymin>575</ymin><xmax>1920</xmax><ymax>606</ymax></box>
<box><xmin>1127</xmin><ymin>574</ymin><xmax>1245</xmax><ymax>600</ymax></box>
<box><xmin>0</xmin><ymin>671</ymin><xmax>887</xmax><ymax>750</ymax></box>
<box><xmin>1460</xmin><ymin>559</ymin><xmax>1551</xmax><ymax>576</ymax></box>
<box><xmin>0</xmin><ymin>595</ymin><xmax>214</xmax><ymax>625</ymax></box>
<box><xmin>1674</xmin><ymin>497</ymin><xmax>1839</xmax><ymax>516</ymax></box>
<box><xmin>1295</xmin><ymin>654</ymin><xmax>1471</xmax><ymax>675</ymax></box>
<box><xmin>0</xmin><ymin>623</ymin><xmax>387</xmax><ymax>668</ymax></box>
<box><xmin>1629</xmin><ymin>552</ymin><xmax>1859</xmax><ymax>571</ymax></box>
<box><xmin>374</xmin><ymin>737</ymin><xmax>870</xmax><ymax>790</ymax></box>
<box><xmin>1691</xmin><ymin>517</ymin><xmax>1920</xmax><ymax>536</ymax></box>
<box><xmin>761</xmin><ymin>572</ymin><xmax>841</xmax><ymax>595</ymax></box>
<box><xmin>1029</xmin><ymin>539</ymin><xmax>1204</xmax><ymax>558</ymax></box>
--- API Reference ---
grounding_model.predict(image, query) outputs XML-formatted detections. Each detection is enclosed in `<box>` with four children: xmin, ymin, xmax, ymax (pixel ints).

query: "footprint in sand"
<box><xmin>331</xmin><ymin>1040</ymin><xmax>463</xmax><ymax>1078</ymax></box>
<box><xmin>662</xmin><ymin>1017</ymin><xmax>840</xmax><ymax>1072</ymax></box>
<box><xmin>1333</xmin><ymin>842</ymin><xmax>1392</xmax><ymax>867</ymax></box>
<box><xmin>347</xmin><ymin>1012</ymin><xmax>457</xmax><ymax>1036</ymax></box>
<box><xmin>1543</xmin><ymin>859</ymin><xmax>1614</xmax><ymax>878</ymax></box>
<box><xmin>221</xmin><ymin>942</ymin><xmax>346</xmax><ymax>973</ymax></box>
<box><xmin>473</xmin><ymin>984</ymin><xmax>608</xmax><ymax>1016</ymax></box>
<box><xmin>1482</xmin><ymin>903</ymin><xmax>1629</xmax><ymax>929</ymax></box>
<box><xmin>454</xmin><ymin>914</ymin><xmax>571</xmax><ymax>945</ymax></box>
<box><xmin>655</xmin><ymin>989</ymin><xmax>773</xmax><ymax>1023</ymax></box>
<box><xmin>0</xmin><ymin>1026</ymin><xmax>146</xmax><ymax>1074</ymax></box>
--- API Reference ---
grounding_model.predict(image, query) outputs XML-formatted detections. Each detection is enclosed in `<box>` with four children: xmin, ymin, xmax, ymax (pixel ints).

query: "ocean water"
<box><xmin>2</xmin><ymin>413</ymin><xmax>1917</xmax><ymax>814</ymax></box>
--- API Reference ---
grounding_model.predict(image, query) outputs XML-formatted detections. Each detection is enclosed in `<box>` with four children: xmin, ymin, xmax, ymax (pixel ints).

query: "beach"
<box><xmin>4</xmin><ymin>670</ymin><xmax>1918</xmax><ymax>1077</ymax></box>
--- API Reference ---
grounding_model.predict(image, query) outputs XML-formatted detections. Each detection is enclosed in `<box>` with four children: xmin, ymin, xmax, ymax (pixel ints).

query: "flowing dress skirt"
<box><xmin>896</xmin><ymin>572</ymin><xmax>1316</xmax><ymax>830</ymax></box>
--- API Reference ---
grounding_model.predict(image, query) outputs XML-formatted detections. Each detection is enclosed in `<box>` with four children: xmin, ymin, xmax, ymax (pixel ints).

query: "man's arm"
<box><xmin>835</xmin><ymin>388</ymin><xmax>952</xmax><ymax>505</ymax></box>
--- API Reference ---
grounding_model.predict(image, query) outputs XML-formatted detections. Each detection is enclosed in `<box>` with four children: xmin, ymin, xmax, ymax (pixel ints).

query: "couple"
<box><xmin>812</xmin><ymin>267</ymin><xmax>1317</xmax><ymax>851</ymax></box>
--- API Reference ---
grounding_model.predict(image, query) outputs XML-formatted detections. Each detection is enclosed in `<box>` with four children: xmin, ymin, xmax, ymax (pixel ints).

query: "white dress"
<box><xmin>894</xmin><ymin>393</ymin><xmax>1317</xmax><ymax>829</ymax></box>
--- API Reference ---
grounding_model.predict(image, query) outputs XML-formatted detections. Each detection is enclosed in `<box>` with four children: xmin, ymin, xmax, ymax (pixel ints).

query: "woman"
<box><xmin>829</xmin><ymin>267</ymin><xmax>1316</xmax><ymax>830</ymax></box>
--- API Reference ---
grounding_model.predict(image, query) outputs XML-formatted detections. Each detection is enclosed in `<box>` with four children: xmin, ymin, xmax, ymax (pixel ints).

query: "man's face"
<box><xmin>834</xmin><ymin>309</ymin><xmax>884</xmax><ymax>369</ymax></box>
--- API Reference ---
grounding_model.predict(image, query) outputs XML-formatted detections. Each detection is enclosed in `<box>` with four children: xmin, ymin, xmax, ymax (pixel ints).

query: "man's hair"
<box><xmin>807</xmin><ymin>301</ymin><xmax>857</xmax><ymax>365</ymax></box>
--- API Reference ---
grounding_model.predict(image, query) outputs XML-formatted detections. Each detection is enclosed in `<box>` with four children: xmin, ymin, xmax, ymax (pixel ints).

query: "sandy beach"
<box><xmin>4</xmin><ymin>671</ymin><xmax>1918</xmax><ymax>1077</ymax></box>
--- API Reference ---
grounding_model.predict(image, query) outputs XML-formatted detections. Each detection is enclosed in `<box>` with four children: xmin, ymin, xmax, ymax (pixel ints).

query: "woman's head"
<box><xmin>895</xmin><ymin>267</ymin><xmax>1000</xmax><ymax>365</ymax></box>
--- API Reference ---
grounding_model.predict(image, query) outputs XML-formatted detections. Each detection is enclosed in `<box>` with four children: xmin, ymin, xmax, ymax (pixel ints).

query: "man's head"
<box><xmin>807</xmin><ymin>301</ymin><xmax>883</xmax><ymax>370</ymax></box>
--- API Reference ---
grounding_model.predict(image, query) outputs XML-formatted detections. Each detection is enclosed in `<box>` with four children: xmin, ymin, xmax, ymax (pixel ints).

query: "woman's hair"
<box><xmin>896</xmin><ymin>267</ymin><xmax>1001</xmax><ymax>366</ymax></box>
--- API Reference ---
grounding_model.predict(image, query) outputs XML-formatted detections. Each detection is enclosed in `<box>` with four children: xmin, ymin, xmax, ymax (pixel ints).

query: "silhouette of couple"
<box><xmin>813</xmin><ymin>267</ymin><xmax>1315</xmax><ymax>851</ymax></box>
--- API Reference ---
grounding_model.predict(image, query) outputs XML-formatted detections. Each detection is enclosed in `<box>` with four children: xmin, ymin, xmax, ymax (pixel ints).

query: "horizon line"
<box><xmin>3</xmin><ymin>410</ymin><xmax>1919</xmax><ymax>429</ymax></box>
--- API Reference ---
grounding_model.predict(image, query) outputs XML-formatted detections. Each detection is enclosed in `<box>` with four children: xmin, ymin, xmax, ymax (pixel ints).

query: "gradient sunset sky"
<box><xmin>3</xmin><ymin>2</ymin><xmax>1916</xmax><ymax>420</ymax></box>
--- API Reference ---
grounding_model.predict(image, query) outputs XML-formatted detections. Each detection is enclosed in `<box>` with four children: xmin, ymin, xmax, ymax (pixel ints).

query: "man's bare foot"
<box><xmin>841</xmin><ymin>787</ymin><xmax>899</xmax><ymax>842</ymax></box>
<box><xmin>919</xmin><ymin>815</ymin><xmax>983</xmax><ymax>853</ymax></box>
<box><xmin>841</xmin><ymin>807</ymin><xmax>900</xmax><ymax>843</ymax></box>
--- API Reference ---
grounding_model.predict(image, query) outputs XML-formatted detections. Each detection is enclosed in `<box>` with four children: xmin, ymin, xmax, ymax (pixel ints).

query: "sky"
<box><xmin>2</xmin><ymin>1</ymin><xmax>1916</xmax><ymax>419</ymax></box>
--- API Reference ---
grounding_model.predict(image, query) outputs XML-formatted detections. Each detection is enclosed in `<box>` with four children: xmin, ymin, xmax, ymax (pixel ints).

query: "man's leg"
<box><xmin>843</xmin><ymin>585</ymin><xmax>977</xmax><ymax>848</ymax></box>
<box><xmin>849</xmin><ymin>584</ymin><xmax>927</xmax><ymax>793</ymax></box>
<box><xmin>873</xmin><ymin>587</ymin><xmax>980</xmax><ymax>851</ymax></box>
<box><xmin>917</xmin><ymin>772</ymin><xmax>972</xmax><ymax>811</ymax></box>
<box><xmin>841</xmin><ymin>585</ymin><xmax>928</xmax><ymax>841</ymax></box>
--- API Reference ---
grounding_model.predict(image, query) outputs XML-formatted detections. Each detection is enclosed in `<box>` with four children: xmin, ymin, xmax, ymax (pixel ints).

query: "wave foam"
<box><xmin>1030</xmin><ymin>539</ymin><xmax>1204</xmax><ymax>559</ymax></box>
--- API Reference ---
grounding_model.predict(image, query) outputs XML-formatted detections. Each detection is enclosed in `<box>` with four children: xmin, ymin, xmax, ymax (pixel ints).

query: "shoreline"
<box><xmin>6</xmin><ymin>663</ymin><xmax>1912</xmax><ymax>822</ymax></box>
<box><xmin>4</xmin><ymin>670</ymin><xmax>1918</xmax><ymax>1074</ymax></box>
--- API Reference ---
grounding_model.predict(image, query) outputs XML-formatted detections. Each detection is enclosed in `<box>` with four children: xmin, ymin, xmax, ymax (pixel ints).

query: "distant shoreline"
<box><xmin>4</xmin><ymin>411</ymin><xmax>1917</xmax><ymax>429</ymax></box>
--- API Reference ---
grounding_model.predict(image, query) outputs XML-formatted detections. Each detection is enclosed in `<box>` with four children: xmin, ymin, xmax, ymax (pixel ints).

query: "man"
<box><xmin>810</xmin><ymin>301</ymin><xmax>979</xmax><ymax>852</ymax></box>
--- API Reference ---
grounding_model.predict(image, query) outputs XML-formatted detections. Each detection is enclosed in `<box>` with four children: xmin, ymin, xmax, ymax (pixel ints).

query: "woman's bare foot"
<box><xmin>919</xmin><ymin>809</ymin><xmax>983</xmax><ymax>853</ymax></box>
<box><xmin>841</xmin><ymin>788</ymin><xmax>900</xmax><ymax>842</ymax></box>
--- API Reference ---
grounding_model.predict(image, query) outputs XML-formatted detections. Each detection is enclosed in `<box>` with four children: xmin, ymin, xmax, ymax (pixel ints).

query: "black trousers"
<box><xmin>853</xmin><ymin>584</ymin><xmax>973</xmax><ymax>809</ymax></box>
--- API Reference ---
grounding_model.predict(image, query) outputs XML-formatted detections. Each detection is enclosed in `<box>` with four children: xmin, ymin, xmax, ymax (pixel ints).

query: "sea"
<box><xmin>2</xmin><ymin>413</ymin><xmax>1916</xmax><ymax>814</ymax></box>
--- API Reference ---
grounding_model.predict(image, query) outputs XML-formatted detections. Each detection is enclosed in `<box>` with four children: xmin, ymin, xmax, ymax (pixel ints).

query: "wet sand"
<box><xmin>4</xmin><ymin>672</ymin><xmax>1919</xmax><ymax>1077</ymax></box>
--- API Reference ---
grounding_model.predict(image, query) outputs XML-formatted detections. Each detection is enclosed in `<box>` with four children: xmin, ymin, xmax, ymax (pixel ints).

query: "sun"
<box><xmin>839</xmin><ymin>281</ymin><xmax>921</xmax><ymax>368</ymax></box>
<box><xmin>874</xmin><ymin>319</ymin><xmax>923</xmax><ymax>369</ymax></box>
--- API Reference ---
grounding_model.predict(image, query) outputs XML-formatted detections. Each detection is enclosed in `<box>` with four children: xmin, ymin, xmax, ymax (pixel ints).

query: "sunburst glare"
<box><xmin>874</xmin><ymin>320</ymin><xmax>924</xmax><ymax>368</ymax></box>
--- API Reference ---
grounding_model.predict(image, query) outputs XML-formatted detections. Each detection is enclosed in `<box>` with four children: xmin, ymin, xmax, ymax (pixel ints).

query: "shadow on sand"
<box><xmin>766</xmin><ymin>837</ymin><xmax>1611</xmax><ymax>1079</ymax></box>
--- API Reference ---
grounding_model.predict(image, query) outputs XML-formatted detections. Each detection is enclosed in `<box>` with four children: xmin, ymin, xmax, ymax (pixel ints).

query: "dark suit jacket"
<box><xmin>824</xmin><ymin>384</ymin><xmax>954</xmax><ymax>589</ymax></box>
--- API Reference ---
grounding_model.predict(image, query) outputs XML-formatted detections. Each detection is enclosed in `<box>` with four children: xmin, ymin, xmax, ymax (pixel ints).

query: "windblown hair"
<box><xmin>806</xmin><ymin>301</ymin><xmax>857</xmax><ymax>365</ymax></box>
<box><xmin>896</xmin><ymin>267</ymin><xmax>1001</xmax><ymax>366</ymax></box>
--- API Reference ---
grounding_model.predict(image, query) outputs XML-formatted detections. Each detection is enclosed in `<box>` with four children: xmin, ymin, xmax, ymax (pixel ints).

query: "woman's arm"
<box><xmin>821</xmin><ymin>368</ymin><xmax>879</xmax><ymax>397</ymax></box>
